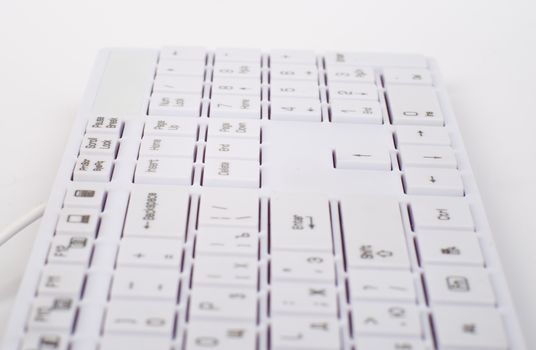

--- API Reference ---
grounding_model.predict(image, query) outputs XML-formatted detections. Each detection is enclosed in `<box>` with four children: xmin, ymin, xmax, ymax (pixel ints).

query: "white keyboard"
<box><xmin>1</xmin><ymin>47</ymin><xmax>527</xmax><ymax>350</ymax></box>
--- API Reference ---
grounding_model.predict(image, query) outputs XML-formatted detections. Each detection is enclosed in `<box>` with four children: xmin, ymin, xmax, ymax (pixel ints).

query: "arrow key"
<box><xmin>334</xmin><ymin>147</ymin><xmax>391</xmax><ymax>170</ymax></box>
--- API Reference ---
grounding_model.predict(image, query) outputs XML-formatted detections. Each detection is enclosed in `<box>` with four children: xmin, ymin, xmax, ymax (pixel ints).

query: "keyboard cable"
<box><xmin>0</xmin><ymin>203</ymin><xmax>46</xmax><ymax>246</ymax></box>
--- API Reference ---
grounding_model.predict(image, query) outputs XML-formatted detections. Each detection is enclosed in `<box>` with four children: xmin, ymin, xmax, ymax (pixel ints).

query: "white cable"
<box><xmin>0</xmin><ymin>203</ymin><xmax>46</xmax><ymax>246</ymax></box>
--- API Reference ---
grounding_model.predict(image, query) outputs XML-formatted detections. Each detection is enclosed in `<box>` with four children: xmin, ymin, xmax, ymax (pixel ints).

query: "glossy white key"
<box><xmin>271</xmin><ymin>316</ymin><xmax>341</xmax><ymax>350</ymax></box>
<box><xmin>270</xmin><ymin>194</ymin><xmax>333</xmax><ymax>252</ymax></box>
<box><xmin>156</xmin><ymin>59</ymin><xmax>205</xmax><ymax>78</ymax></box>
<box><xmin>63</xmin><ymin>187</ymin><xmax>106</xmax><ymax>209</ymax></box>
<box><xmin>192</xmin><ymin>256</ymin><xmax>258</xmax><ymax>288</ymax></box>
<box><xmin>138</xmin><ymin>136</ymin><xmax>195</xmax><ymax>158</ymax></box>
<box><xmin>205</xmin><ymin>139</ymin><xmax>260</xmax><ymax>161</ymax></box>
<box><xmin>56</xmin><ymin>208</ymin><xmax>100</xmax><ymax>237</ymax></box>
<box><xmin>186</xmin><ymin>322</ymin><xmax>257</xmax><ymax>350</ymax></box>
<box><xmin>110</xmin><ymin>267</ymin><xmax>179</xmax><ymax>301</ymax></box>
<box><xmin>270</xmin><ymin>97</ymin><xmax>321</xmax><ymax>121</ymax></box>
<box><xmin>203</xmin><ymin>159</ymin><xmax>259</xmax><ymax>188</ymax></box>
<box><xmin>161</xmin><ymin>46</ymin><xmax>206</xmax><ymax>62</ymax></box>
<box><xmin>86</xmin><ymin>116</ymin><xmax>123</xmax><ymax>137</ymax></box>
<box><xmin>425</xmin><ymin>266</ymin><xmax>496</xmax><ymax>305</ymax></box>
<box><xmin>271</xmin><ymin>282</ymin><xmax>338</xmax><ymax>317</ymax></box>
<box><xmin>189</xmin><ymin>287</ymin><xmax>257</xmax><ymax>321</ymax></box>
<box><xmin>209</xmin><ymin>95</ymin><xmax>261</xmax><ymax>119</ymax></box>
<box><xmin>348</xmin><ymin>270</ymin><xmax>416</xmax><ymax>303</ymax></box>
<box><xmin>20</xmin><ymin>333</ymin><xmax>68</xmax><ymax>350</ymax></box>
<box><xmin>207</xmin><ymin>118</ymin><xmax>261</xmax><ymax>140</ymax></box>
<box><xmin>417</xmin><ymin>231</ymin><xmax>484</xmax><ymax>266</ymax></box>
<box><xmin>47</xmin><ymin>235</ymin><xmax>92</xmax><ymax>265</ymax></box>
<box><xmin>340</xmin><ymin>197</ymin><xmax>410</xmax><ymax>269</ymax></box>
<box><xmin>149</xmin><ymin>93</ymin><xmax>201</xmax><ymax>117</ymax></box>
<box><xmin>73</xmin><ymin>155</ymin><xmax>114</xmax><ymax>182</ymax></box>
<box><xmin>334</xmin><ymin>147</ymin><xmax>391</xmax><ymax>170</ymax></box>
<box><xmin>324</xmin><ymin>52</ymin><xmax>427</xmax><ymax>68</ymax></box>
<box><xmin>270</xmin><ymin>49</ymin><xmax>317</xmax><ymax>65</ymax></box>
<box><xmin>212</xmin><ymin>62</ymin><xmax>261</xmax><ymax>80</ymax></box>
<box><xmin>100</xmin><ymin>336</ymin><xmax>171</xmax><ymax>350</ymax></box>
<box><xmin>356</xmin><ymin>337</ymin><xmax>426</xmax><ymax>350</ymax></box>
<box><xmin>144</xmin><ymin>116</ymin><xmax>198</xmax><ymax>138</ymax></box>
<box><xmin>271</xmin><ymin>251</ymin><xmax>335</xmax><ymax>284</ymax></box>
<box><xmin>326</xmin><ymin>66</ymin><xmax>375</xmax><ymax>84</ymax></box>
<box><xmin>153</xmin><ymin>76</ymin><xmax>204</xmax><ymax>95</ymax></box>
<box><xmin>135</xmin><ymin>157</ymin><xmax>192</xmax><ymax>185</ymax></box>
<box><xmin>198</xmin><ymin>189</ymin><xmax>259</xmax><ymax>229</ymax></box>
<box><xmin>37</xmin><ymin>266</ymin><xmax>85</xmax><ymax>297</ymax></box>
<box><xmin>383</xmin><ymin>68</ymin><xmax>433</xmax><ymax>85</ymax></box>
<box><xmin>116</xmin><ymin>237</ymin><xmax>182</xmax><ymax>269</ymax></box>
<box><xmin>352</xmin><ymin>302</ymin><xmax>422</xmax><ymax>337</ymax></box>
<box><xmin>123</xmin><ymin>186</ymin><xmax>189</xmax><ymax>239</ymax></box>
<box><xmin>215</xmin><ymin>47</ymin><xmax>261</xmax><ymax>63</ymax></box>
<box><xmin>328</xmin><ymin>83</ymin><xmax>378</xmax><ymax>101</ymax></box>
<box><xmin>410</xmin><ymin>198</ymin><xmax>474</xmax><ymax>231</ymax></box>
<box><xmin>79</xmin><ymin>133</ymin><xmax>119</xmax><ymax>157</ymax></box>
<box><xmin>270</xmin><ymin>64</ymin><xmax>318</xmax><ymax>82</ymax></box>
<box><xmin>399</xmin><ymin>145</ymin><xmax>457</xmax><ymax>169</ymax></box>
<box><xmin>211</xmin><ymin>78</ymin><xmax>260</xmax><ymax>97</ymax></box>
<box><xmin>104</xmin><ymin>301</ymin><xmax>175</xmax><ymax>336</ymax></box>
<box><xmin>270</xmin><ymin>81</ymin><xmax>319</xmax><ymax>99</ymax></box>
<box><xmin>27</xmin><ymin>297</ymin><xmax>77</xmax><ymax>331</ymax></box>
<box><xmin>330</xmin><ymin>99</ymin><xmax>383</xmax><ymax>124</ymax></box>
<box><xmin>388</xmin><ymin>86</ymin><xmax>444</xmax><ymax>126</ymax></box>
<box><xmin>396</xmin><ymin>126</ymin><xmax>451</xmax><ymax>146</ymax></box>
<box><xmin>433</xmin><ymin>306</ymin><xmax>508</xmax><ymax>350</ymax></box>
<box><xmin>196</xmin><ymin>228</ymin><xmax>258</xmax><ymax>257</ymax></box>
<box><xmin>403</xmin><ymin>168</ymin><xmax>464</xmax><ymax>196</ymax></box>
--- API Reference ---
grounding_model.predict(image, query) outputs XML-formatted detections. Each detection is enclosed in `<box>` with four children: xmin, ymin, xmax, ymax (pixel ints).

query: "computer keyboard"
<box><xmin>1</xmin><ymin>47</ymin><xmax>527</xmax><ymax>350</ymax></box>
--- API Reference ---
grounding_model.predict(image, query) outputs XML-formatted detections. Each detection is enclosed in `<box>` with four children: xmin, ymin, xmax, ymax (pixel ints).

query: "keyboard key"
<box><xmin>395</xmin><ymin>126</ymin><xmax>451</xmax><ymax>146</ymax></box>
<box><xmin>63</xmin><ymin>186</ymin><xmax>106</xmax><ymax>209</ymax></box>
<box><xmin>149</xmin><ymin>93</ymin><xmax>201</xmax><ymax>117</ymax></box>
<box><xmin>270</xmin><ymin>64</ymin><xmax>318</xmax><ymax>82</ymax></box>
<box><xmin>417</xmin><ymin>231</ymin><xmax>484</xmax><ymax>266</ymax></box>
<box><xmin>203</xmin><ymin>159</ymin><xmax>259</xmax><ymax>188</ymax></box>
<box><xmin>399</xmin><ymin>145</ymin><xmax>457</xmax><ymax>169</ymax></box>
<box><xmin>334</xmin><ymin>147</ymin><xmax>391</xmax><ymax>170</ymax></box>
<box><xmin>270</xmin><ymin>49</ymin><xmax>317</xmax><ymax>65</ymax></box>
<box><xmin>110</xmin><ymin>267</ymin><xmax>179</xmax><ymax>301</ymax></box>
<box><xmin>135</xmin><ymin>157</ymin><xmax>192</xmax><ymax>185</ymax></box>
<box><xmin>79</xmin><ymin>133</ymin><xmax>119</xmax><ymax>157</ymax></box>
<box><xmin>152</xmin><ymin>76</ymin><xmax>204</xmax><ymax>95</ymax></box>
<box><xmin>403</xmin><ymin>168</ymin><xmax>464</xmax><ymax>196</ymax></box>
<box><xmin>214</xmin><ymin>47</ymin><xmax>261</xmax><ymax>63</ymax></box>
<box><xmin>271</xmin><ymin>316</ymin><xmax>341</xmax><ymax>350</ymax></box>
<box><xmin>328</xmin><ymin>83</ymin><xmax>378</xmax><ymax>101</ymax></box>
<box><xmin>356</xmin><ymin>337</ymin><xmax>426</xmax><ymax>350</ymax></box>
<box><xmin>185</xmin><ymin>322</ymin><xmax>256</xmax><ymax>350</ymax></box>
<box><xmin>198</xmin><ymin>189</ymin><xmax>259</xmax><ymax>229</ymax></box>
<box><xmin>161</xmin><ymin>46</ymin><xmax>206</xmax><ymax>62</ymax></box>
<box><xmin>56</xmin><ymin>208</ymin><xmax>100</xmax><ymax>237</ymax></box>
<box><xmin>156</xmin><ymin>59</ymin><xmax>205</xmax><ymax>78</ymax></box>
<box><xmin>212</xmin><ymin>62</ymin><xmax>261</xmax><ymax>80</ymax></box>
<box><xmin>196</xmin><ymin>228</ymin><xmax>258</xmax><ymax>257</ymax></box>
<box><xmin>27</xmin><ymin>297</ymin><xmax>77</xmax><ymax>331</ymax></box>
<box><xmin>116</xmin><ymin>237</ymin><xmax>182</xmax><ymax>269</ymax></box>
<box><xmin>123</xmin><ymin>186</ymin><xmax>189</xmax><ymax>239</ymax></box>
<box><xmin>47</xmin><ymin>235</ymin><xmax>92</xmax><ymax>265</ymax></box>
<box><xmin>189</xmin><ymin>287</ymin><xmax>257</xmax><ymax>321</ymax></box>
<box><xmin>86</xmin><ymin>116</ymin><xmax>123</xmax><ymax>137</ymax></box>
<box><xmin>326</xmin><ymin>66</ymin><xmax>375</xmax><ymax>84</ymax></box>
<box><xmin>205</xmin><ymin>139</ymin><xmax>260</xmax><ymax>161</ymax></box>
<box><xmin>410</xmin><ymin>198</ymin><xmax>474</xmax><ymax>231</ymax></box>
<box><xmin>138</xmin><ymin>136</ymin><xmax>195</xmax><ymax>158</ymax></box>
<box><xmin>433</xmin><ymin>306</ymin><xmax>508</xmax><ymax>350</ymax></box>
<box><xmin>387</xmin><ymin>86</ymin><xmax>444</xmax><ymax>126</ymax></box>
<box><xmin>325</xmin><ymin>52</ymin><xmax>427</xmax><ymax>68</ymax></box>
<box><xmin>330</xmin><ymin>99</ymin><xmax>383</xmax><ymax>124</ymax></box>
<box><xmin>270</xmin><ymin>81</ymin><xmax>320</xmax><ymax>99</ymax></box>
<box><xmin>348</xmin><ymin>270</ymin><xmax>416</xmax><ymax>303</ymax></box>
<box><xmin>270</xmin><ymin>97</ymin><xmax>321</xmax><ymax>121</ymax></box>
<box><xmin>271</xmin><ymin>282</ymin><xmax>338</xmax><ymax>317</ymax></box>
<box><xmin>207</xmin><ymin>118</ymin><xmax>261</xmax><ymax>140</ymax></box>
<box><xmin>270</xmin><ymin>194</ymin><xmax>333</xmax><ymax>252</ymax></box>
<box><xmin>37</xmin><ymin>266</ymin><xmax>85</xmax><ymax>297</ymax></box>
<box><xmin>209</xmin><ymin>95</ymin><xmax>261</xmax><ymax>119</ymax></box>
<box><xmin>424</xmin><ymin>266</ymin><xmax>496</xmax><ymax>305</ymax></box>
<box><xmin>271</xmin><ymin>251</ymin><xmax>335</xmax><ymax>284</ymax></box>
<box><xmin>211</xmin><ymin>78</ymin><xmax>260</xmax><ymax>97</ymax></box>
<box><xmin>100</xmin><ymin>336</ymin><xmax>171</xmax><ymax>350</ymax></box>
<box><xmin>340</xmin><ymin>197</ymin><xmax>410</xmax><ymax>269</ymax></box>
<box><xmin>20</xmin><ymin>333</ymin><xmax>69</xmax><ymax>350</ymax></box>
<box><xmin>73</xmin><ymin>155</ymin><xmax>114</xmax><ymax>182</ymax></box>
<box><xmin>383</xmin><ymin>68</ymin><xmax>433</xmax><ymax>85</ymax></box>
<box><xmin>352</xmin><ymin>302</ymin><xmax>422</xmax><ymax>337</ymax></box>
<box><xmin>144</xmin><ymin>116</ymin><xmax>198</xmax><ymax>138</ymax></box>
<box><xmin>192</xmin><ymin>256</ymin><xmax>258</xmax><ymax>288</ymax></box>
<box><xmin>104</xmin><ymin>301</ymin><xmax>175</xmax><ymax>336</ymax></box>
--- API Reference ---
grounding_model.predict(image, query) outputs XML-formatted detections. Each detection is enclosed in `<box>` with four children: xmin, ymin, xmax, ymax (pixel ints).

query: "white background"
<box><xmin>0</xmin><ymin>0</ymin><xmax>535</xmax><ymax>348</ymax></box>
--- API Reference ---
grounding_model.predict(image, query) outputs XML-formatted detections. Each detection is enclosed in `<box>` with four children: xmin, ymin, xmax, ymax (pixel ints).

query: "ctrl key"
<box><xmin>433</xmin><ymin>306</ymin><xmax>508</xmax><ymax>350</ymax></box>
<box><xmin>73</xmin><ymin>155</ymin><xmax>114</xmax><ymax>182</ymax></box>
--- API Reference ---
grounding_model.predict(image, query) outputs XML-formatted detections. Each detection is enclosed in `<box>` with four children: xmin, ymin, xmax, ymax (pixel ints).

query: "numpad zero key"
<box><xmin>1</xmin><ymin>47</ymin><xmax>527</xmax><ymax>350</ymax></box>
